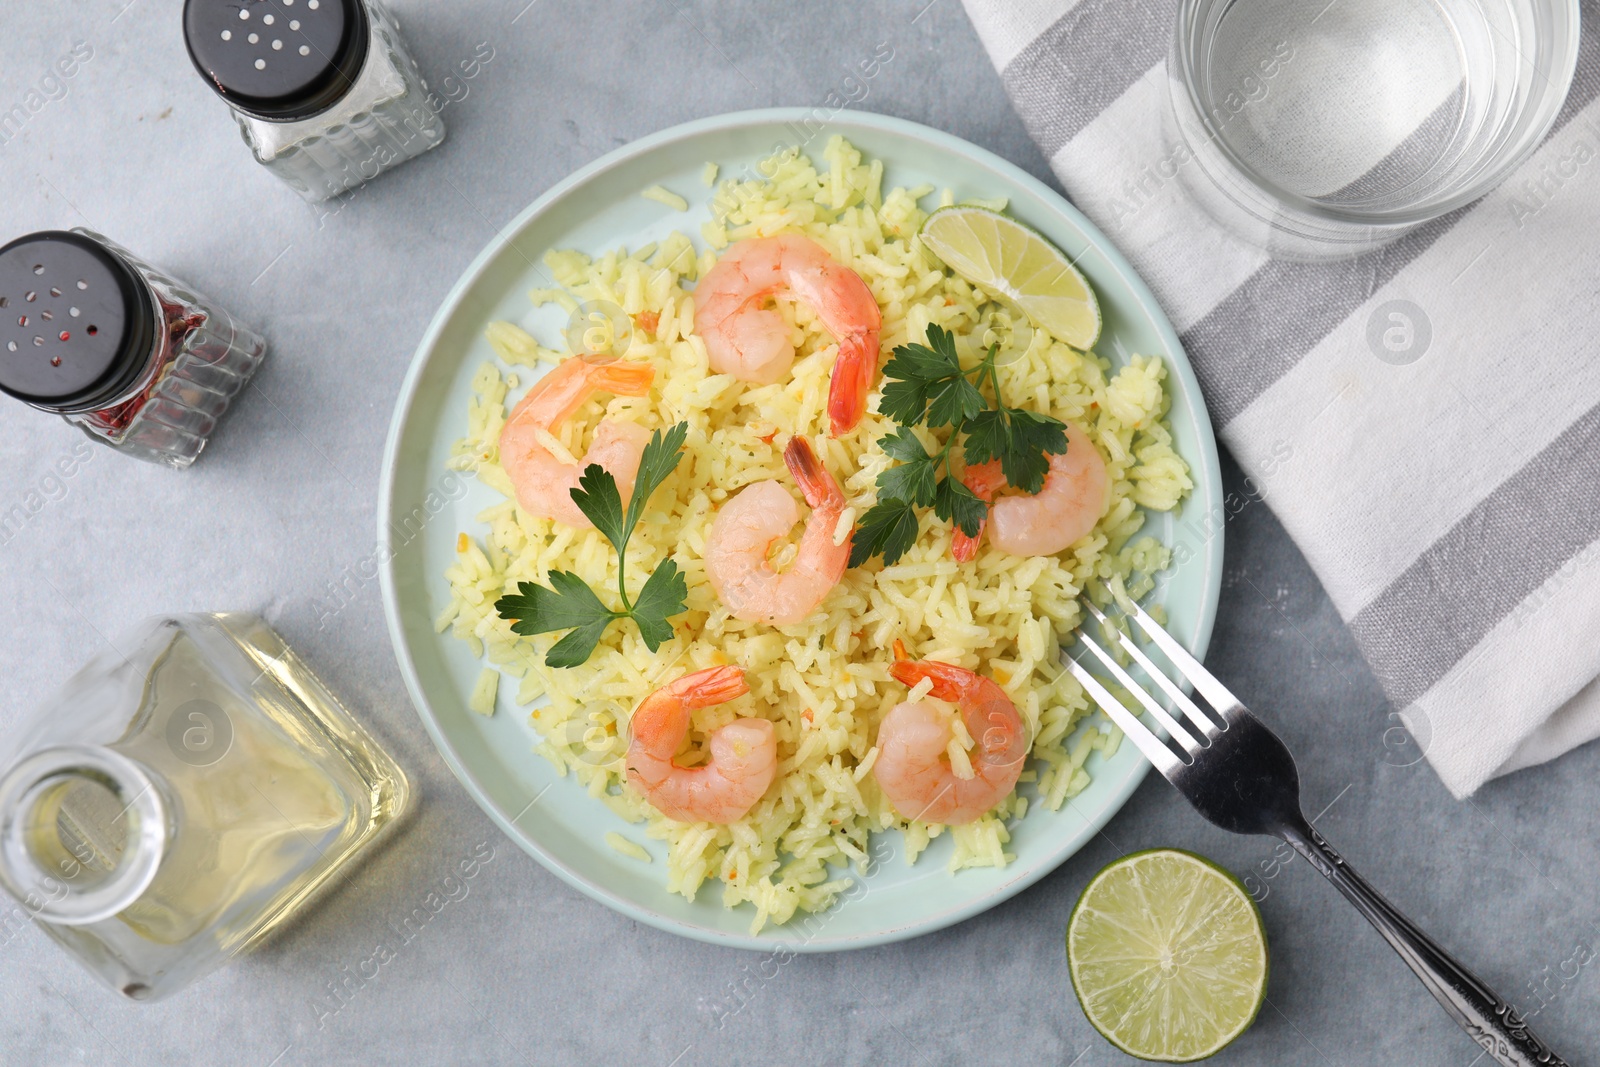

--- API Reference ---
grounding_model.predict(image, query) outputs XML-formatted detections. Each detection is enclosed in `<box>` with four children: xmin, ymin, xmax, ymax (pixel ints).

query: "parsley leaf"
<box><xmin>501</xmin><ymin>570</ymin><xmax>615</xmax><ymax>632</ymax></box>
<box><xmin>961</xmin><ymin>408</ymin><xmax>1006</xmax><ymax>467</ymax></box>
<box><xmin>1001</xmin><ymin>408</ymin><xmax>1068</xmax><ymax>494</ymax></box>
<box><xmin>877</xmin><ymin>375</ymin><xmax>933</xmax><ymax>428</ymax></box>
<box><xmin>875</xmin><ymin>427</ymin><xmax>937</xmax><ymax>506</ymax></box>
<box><xmin>494</xmin><ymin>420</ymin><xmax>693</xmax><ymax>667</ymax></box>
<box><xmin>570</xmin><ymin>464</ymin><xmax>626</xmax><ymax>547</ymax></box>
<box><xmin>962</xmin><ymin>407</ymin><xmax>1067</xmax><ymax>495</ymax></box>
<box><xmin>877</xmin><ymin>325</ymin><xmax>964</xmax><ymax>426</ymax></box>
<box><xmin>880</xmin><ymin>423</ymin><xmax>933</xmax><ymax>463</ymax></box>
<box><xmin>496</xmin><ymin>571</ymin><xmax>621</xmax><ymax>669</ymax></box>
<box><xmin>927</xmin><ymin>373</ymin><xmax>986</xmax><ymax>430</ymax></box>
<box><xmin>848</xmin><ymin>497</ymin><xmax>921</xmax><ymax>568</ymax></box>
<box><xmin>854</xmin><ymin>329</ymin><xmax>1071</xmax><ymax>566</ymax></box>
<box><xmin>622</xmin><ymin>422</ymin><xmax>690</xmax><ymax>541</ymax></box>
<box><xmin>630</xmin><ymin>558</ymin><xmax>688</xmax><ymax>652</ymax></box>
<box><xmin>544</xmin><ymin>615</ymin><xmax>621</xmax><ymax>669</ymax></box>
<box><xmin>934</xmin><ymin>476</ymin><xmax>987</xmax><ymax>537</ymax></box>
<box><xmin>884</xmin><ymin>324</ymin><xmax>962</xmax><ymax>380</ymax></box>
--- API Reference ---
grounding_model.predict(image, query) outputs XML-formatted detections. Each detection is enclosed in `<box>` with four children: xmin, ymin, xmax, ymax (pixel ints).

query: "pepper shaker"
<box><xmin>183</xmin><ymin>0</ymin><xmax>446</xmax><ymax>201</ymax></box>
<box><xmin>0</xmin><ymin>229</ymin><xmax>266</xmax><ymax>468</ymax></box>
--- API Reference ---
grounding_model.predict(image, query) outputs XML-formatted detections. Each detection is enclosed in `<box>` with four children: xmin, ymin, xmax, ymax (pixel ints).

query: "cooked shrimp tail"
<box><xmin>886</xmin><ymin>639</ymin><xmax>983</xmax><ymax>702</ymax></box>
<box><xmin>704</xmin><ymin>434</ymin><xmax>851</xmax><ymax>625</ymax></box>
<box><xmin>668</xmin><ymin>663</ymin><xmax>751</xmax><ymax>709</ymax></box>
<box><xmin>515</xmin><ymin>354</ymin><xmax>653</xmax><ymax>425</ymax></box>
<box><xmin>872</xmin><ymin>642</ymin><xmax>1027</xmax><ymax>825</ymax></box>
<box><xmin>783</xmin><ymin>433</ymin><xmax>846</xmax><ymax>514</ymax></box>
<box><xmin>625</xmin><ymin>666</ymin><xmax>776</xmax><ymax>824</ymax></box>
<box><xmin>580</xmin><ymin>358</ymin><xmax>656</xmax><ymax>398</ymax></box>
<box><xmin>825</xmin><ymin>329</ymin><xmax>881</xmax><ymax>436</ymax></box>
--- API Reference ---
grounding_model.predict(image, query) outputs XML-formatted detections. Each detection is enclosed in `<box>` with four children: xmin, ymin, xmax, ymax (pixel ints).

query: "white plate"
<box><xmin>378</xmin><ymin>108</ymin><xmax>1224</xmax><ymax>951</ymax></box>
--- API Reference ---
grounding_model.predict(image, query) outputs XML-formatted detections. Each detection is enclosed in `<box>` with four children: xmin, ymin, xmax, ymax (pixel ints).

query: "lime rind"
<box><xmin>918</xmin><ymin>204</ymin><xmax>1102</xmax><ymax>351</ymax></box>
<box><xmin>1066</xmin><ymin>848</ymin><xmax>1269</xmax><ymax>1063</ymax></box>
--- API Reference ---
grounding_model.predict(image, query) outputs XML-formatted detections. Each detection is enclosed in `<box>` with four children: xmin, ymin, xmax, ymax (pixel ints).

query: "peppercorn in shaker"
<box><xmin>0</xmin><ymin>229</ymin><xmax>266</xmax><ymax>468</ymax></box>
<box><xmin>183</xmin><ymin>0</ymin><xmax>446</xmax><ymax>201</ymax></box>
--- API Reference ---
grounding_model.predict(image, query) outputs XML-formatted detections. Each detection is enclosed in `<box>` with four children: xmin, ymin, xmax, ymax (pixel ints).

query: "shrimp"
<box><xmin>625</xmin><ymin>665</ymin><xmax>776</xmax><ymax>824</ymax></box>
<box><xmin>704</xmin><ymin>434</ymin><xmax>851</xmax><ymax>625</ymax></box>
<box><xmin>694</xmin><ymin>234</ymin><xmax>882</xmax><ymax>435</ymax></box>
<box><xmin>951</xmin><ymin>422</ymin><xmax>1109</xmax><ymax>560</ymax></box>
<box><xmin>498</xmin><ymin>354</ymin><xmax>655</xmax><ymax>528</ymax></box>
<box><xmin>872</xmin><ymin>641</ymin><xmax>1027</xmax><ymax>825</ymax></box>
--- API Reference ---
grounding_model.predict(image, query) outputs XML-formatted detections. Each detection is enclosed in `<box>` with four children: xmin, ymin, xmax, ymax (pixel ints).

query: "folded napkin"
<box><xmin>962</xmin><ymin>0</ymin><xmax>1600</xmax><ymax>797</ymax></box>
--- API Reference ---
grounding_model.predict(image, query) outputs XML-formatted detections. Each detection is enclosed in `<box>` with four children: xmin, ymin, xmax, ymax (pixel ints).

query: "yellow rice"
<box><xmin>440</xmin><ymin>137</ymin><xmax>1192</xmax><ymax>932</ymax></box>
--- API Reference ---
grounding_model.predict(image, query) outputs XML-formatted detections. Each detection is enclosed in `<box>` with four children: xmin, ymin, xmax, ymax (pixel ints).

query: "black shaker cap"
<box><xmin>0</xmin><ymin>231</ymin><xmax>154</xmax><ymax>411</ymax></box>
<box><xmin>183</xmin><ymin>0</ymin><xmax>369</xmax><ymax>122</ymax></box>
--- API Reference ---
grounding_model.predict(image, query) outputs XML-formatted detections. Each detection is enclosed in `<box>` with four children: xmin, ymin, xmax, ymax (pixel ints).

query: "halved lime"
<box><xmin>1067</xmin><ymin>848</ymin><xmax>1268</xmax><ymax>1062</ymax></box>
<box><xmin>919</xmin><ymin>205</ymin><xmax>1101</xmax><ymax>350</ymax></box>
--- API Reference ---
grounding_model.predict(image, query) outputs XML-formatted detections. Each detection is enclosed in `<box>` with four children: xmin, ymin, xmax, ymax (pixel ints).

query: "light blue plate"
<box><xmin>378</xmin><ymin>109</ymin><xmax>1223</xmax><ymax>951</ymax></box>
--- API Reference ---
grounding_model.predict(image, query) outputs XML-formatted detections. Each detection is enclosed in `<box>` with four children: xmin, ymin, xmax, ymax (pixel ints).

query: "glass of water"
<box><xmin>1166</xmin><ymin>0</ymin><xmax>1581</xmax><ymax>259</ymax></box>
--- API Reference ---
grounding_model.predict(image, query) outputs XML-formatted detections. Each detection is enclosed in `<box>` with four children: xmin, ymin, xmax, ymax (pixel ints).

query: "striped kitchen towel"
<box><xmin>962</xmin><ymin>0</ymin><xmax>1600</xmax><ymax>797</ymax></box>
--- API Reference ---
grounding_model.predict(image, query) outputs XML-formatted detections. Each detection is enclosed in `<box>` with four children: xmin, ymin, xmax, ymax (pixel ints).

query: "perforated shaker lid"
<box><xmin>183</xmin><ymin>0</ymin><xmax>370</xmax><ymax>121</ymax></box>
<box><xmin>0</xmin><ymin>231</ymin><xmax>155</xmax><ymax>411</ymax></box>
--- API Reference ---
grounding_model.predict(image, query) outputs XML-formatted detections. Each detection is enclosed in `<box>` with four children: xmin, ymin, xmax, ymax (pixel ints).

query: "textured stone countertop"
<box><xmin>0</xmin><ymin>1</ymin><xmax>1594</xmax><ymax>1063</ymax></box>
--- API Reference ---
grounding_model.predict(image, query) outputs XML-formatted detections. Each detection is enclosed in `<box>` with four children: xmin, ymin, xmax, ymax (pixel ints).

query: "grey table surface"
<box><xmin>1</xmin><ymin>1</ymin><xmax>1596</xmax><ymax>1064</ymax></box>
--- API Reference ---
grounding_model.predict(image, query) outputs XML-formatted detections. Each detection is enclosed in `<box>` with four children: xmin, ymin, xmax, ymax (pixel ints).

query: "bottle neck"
<box><xmin>0</xmin><ymin>745</ymin><xmax>168</xmax><ymax>925</ymax></box>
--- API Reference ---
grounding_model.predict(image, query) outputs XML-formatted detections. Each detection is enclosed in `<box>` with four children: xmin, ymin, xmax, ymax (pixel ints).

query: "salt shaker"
<box><xmin>0</xmin><ymin>229</ymin><xmax>266</xmax><ymax>468</ymax></box>
<box><xmin>0</xmin><ymin>614</ymin><xmax>411</xmax><ymax>1000</ymax></box>
<box><xmin>183</xmin><ymin>0</ymin><xmax>446</xmax><ymax>201</ymax></box>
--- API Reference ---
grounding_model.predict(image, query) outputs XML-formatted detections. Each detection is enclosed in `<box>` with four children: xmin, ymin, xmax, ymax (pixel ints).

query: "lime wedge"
<box><xmin>1067</xmin><ymin>848</ymin><xmax>1268</xmax><ymax>1062</ymax></box>
<box><xmin>919</xmin><ymin>205</ymin><xmax>1101</xmax><ymax>350</ymax></box>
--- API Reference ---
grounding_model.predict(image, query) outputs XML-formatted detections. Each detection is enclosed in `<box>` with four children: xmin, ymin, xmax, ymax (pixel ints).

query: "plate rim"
<box><xmin>378</xmin><ymin>106</ymin><xmax>1224</xmax><ymax>951</ymax></box>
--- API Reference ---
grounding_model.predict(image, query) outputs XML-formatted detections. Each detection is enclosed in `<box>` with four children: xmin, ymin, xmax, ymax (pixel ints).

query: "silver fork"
<box><xmin>1066</xmin><ymin>599</ymin><xmax>1568</xmax><ymax>1067</ymax></box>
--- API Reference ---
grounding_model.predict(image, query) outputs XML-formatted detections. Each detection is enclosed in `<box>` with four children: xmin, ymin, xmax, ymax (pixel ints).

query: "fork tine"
<box><xmin>1083</xmin><ymin>602</ymin><xmax>1223</xmax><ymax>739</ymax></box>
<box><xmin>1064</xmin><ymin>654</ymin><xmax>1184</xmax><ymax>777</ymax></box>
<box><xmin>1077</xmin><ymin>629</ymin><xmax>1205</xmax><ymax>754</ymax></box>
<box><xmin>1120</xmin><ymin>599</ymin><xmax>1244</xmax><ymax>717</ymax></box>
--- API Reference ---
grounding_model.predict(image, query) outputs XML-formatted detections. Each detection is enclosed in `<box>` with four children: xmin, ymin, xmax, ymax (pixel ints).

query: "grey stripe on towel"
<box><xmin>999</xmin><ymin>0</ymin><xmax>1175</xmax><ymax>159</ymax></box>
<box><xmin>1351</xmin><ymin>399</ymin><xmax>1600</xmax><ymax>706</ymax></box>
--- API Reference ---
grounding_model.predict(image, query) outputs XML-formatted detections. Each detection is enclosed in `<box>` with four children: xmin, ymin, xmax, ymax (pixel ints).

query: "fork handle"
<box><xmin>1281</xmin><ymin>821</ymin><xmax>1567</xmax><ymax>1066</ymax></box>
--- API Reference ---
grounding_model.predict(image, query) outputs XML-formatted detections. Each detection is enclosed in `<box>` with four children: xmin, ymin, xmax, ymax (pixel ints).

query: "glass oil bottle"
<box><xmin>0</xmin><ymin>614</ymin><xmax>410</xmax><ymax>1000</ymax></box>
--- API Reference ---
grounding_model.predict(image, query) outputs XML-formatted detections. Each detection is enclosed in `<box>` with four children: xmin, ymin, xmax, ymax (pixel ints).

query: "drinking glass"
<box><xmin>1165</xmin><ymin>0</ymin><xmax>1581</xmax><ymax>259</ymax></box>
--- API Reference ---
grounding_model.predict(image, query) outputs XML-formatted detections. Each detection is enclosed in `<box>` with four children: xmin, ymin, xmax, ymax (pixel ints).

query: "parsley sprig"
<box><xmin>849</xmin><ymin>326</ymin><xmax>1068</xmax><ymax>567</ymax></box>
<box><xmin>495</xmin><ymin>422</ymin><xmax>690</xmax><ymax>668</ymax></box>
